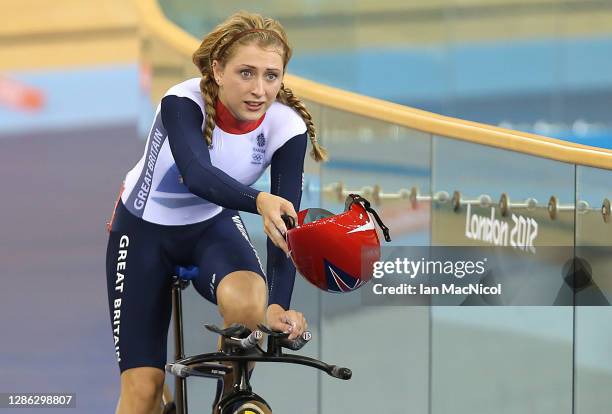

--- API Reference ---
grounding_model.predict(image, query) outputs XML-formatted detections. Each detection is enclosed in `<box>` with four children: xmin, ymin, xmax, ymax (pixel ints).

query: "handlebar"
<box><xmin>166</xmin><ymin>361</ymin><xmax>231</xmax><ymax>379</ymax></box>
<box><xmin>257</xmin><ymin>324</ymin><xmax>311</xmax><ymax>352</ymax></box>
<box><xmin>207</xmin><ymin>323</ymin><xmax>312</xmax><ymax>352</ymax></box>
<box><xmin>167</xmin><ymin>323</ymin><xmax>351</xmax><ymax>382</ymax></box>
<box><xmin>330</xmin><ymin>365</ymin><xmax>352</xmax><ymax>380</ymax></box>
<box><xmin>277</xmin><ymin>331</ymin><xmax>311</xmax><ymax>351</ymax></box>
<box><xmin>224</xmin><ymin>329</ymin><xmax>263</xmax><ymax>350</ymax></box>
<box><xmin>172</xmin><ymin>351</ymin><xmax>352</xmax><ymax>381</ymax></box>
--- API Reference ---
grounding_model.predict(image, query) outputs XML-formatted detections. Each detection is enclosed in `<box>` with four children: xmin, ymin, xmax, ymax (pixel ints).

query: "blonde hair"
<box><xmin>192</xmin><ymin>11</ymin><xmax>328</xmax><ymax>162</ymax></box>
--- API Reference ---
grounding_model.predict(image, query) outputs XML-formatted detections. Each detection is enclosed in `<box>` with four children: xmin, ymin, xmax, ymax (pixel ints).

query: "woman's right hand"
<box><xmin>256</xmin><ymin>192</ymin><xmax>297</xmax><ymax>256</ymax></box>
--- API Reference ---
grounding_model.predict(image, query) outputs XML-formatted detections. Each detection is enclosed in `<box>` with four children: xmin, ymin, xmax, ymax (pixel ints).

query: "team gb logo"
<box><xmin>256</xmin><ymin>133</ymin><xmax>266</xmax><ymax>147</ymax></box>
<box><xmin>252</xmin><ymin>133</ymin><xmax>266</xmax><ymax>165</ymax></box>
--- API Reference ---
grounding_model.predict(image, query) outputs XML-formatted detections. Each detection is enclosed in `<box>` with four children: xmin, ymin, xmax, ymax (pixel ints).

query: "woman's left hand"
<box><xmin>266</xmin><ymin>304</ymin><xmax>308</xmax><ymax>341</ymax></box>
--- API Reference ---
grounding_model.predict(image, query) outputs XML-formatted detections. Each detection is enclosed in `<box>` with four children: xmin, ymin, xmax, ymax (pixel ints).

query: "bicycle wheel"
<box><xmin>224</xmin><ymin>399</ymin><xmax>271</xmax><ymax>414</ymax></box>
<box><xmin>234</xmin><ymin>401</ymin><xmax>270</xmax><ymax>414</ymax></box>
<box><xmin>234</xmin><ymin>402</ymin><xmax>266</xmax><ymax>414</ymax></box>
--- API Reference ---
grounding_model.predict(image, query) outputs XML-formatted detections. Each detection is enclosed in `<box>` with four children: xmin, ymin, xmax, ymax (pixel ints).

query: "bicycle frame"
<box><xmin>165</xmin><ymin>270</ymin><xmax>351</xmax><ymax>414</ymax></box>
<box><xmin>168</xmin><ymin>275</ymin><xmax>190</xmax><ymax>413</ymax></box>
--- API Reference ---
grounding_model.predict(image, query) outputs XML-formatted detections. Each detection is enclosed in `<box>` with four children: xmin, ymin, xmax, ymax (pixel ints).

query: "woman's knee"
<box><xmin>217</xmin><ymin>271</ymin><xmax>267</xmax><ymax>320</ymax></box>
<box><xmin>120</xmin><ymin>366</ymin><xmax>165</xmax><ymax>403</ymax></box>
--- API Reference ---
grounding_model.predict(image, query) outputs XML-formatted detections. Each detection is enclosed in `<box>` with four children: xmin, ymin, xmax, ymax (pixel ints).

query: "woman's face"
<box><xmin>213</xmin><ymin>43</ymin><xmax>284</xmax><ymax>121</ymax></box>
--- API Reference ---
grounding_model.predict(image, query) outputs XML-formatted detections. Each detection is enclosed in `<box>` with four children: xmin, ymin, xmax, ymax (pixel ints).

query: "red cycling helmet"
<box><xmin>284</xmin><ymin>194</ymin><xmax>391</xmax><ymax>293</ymax></box>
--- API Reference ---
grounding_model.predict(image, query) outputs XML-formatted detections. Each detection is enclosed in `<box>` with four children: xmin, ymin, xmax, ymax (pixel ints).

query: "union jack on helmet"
<box><xmin>285</xmin><ymin>194</ymin><xmax>391</xmax><ymax>293</ymax></box>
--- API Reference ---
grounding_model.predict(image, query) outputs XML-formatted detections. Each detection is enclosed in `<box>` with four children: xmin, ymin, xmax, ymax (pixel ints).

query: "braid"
<box><xmin>200</xmin><ymin>74</ymin><xmax>217</xmax><ymax>147</ymax></box>
<box><xmin>277</xmin><ymin>84</ymin><xmax>328</xmax><ymax>162</ymax></box>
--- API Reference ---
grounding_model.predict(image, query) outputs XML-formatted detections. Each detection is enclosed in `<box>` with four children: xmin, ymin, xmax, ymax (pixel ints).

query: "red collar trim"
<box><xmin>214</xmin><ymin>99</ymin><xmax>265</xmax><ymax>134</ymax></box>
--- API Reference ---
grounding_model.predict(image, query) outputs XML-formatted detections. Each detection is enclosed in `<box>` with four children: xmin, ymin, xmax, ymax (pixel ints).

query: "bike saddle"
<box><xmin>205</xmin><ymin>323</ymin><xmax>251</xmax><ymax>338</ymax></box>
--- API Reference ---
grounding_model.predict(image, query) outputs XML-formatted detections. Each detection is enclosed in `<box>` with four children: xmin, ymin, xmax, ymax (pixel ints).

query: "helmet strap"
<box><xmin>347</xmin><ymin>194</ymin><xmax>392</xmax><ymax>242</ymax></box>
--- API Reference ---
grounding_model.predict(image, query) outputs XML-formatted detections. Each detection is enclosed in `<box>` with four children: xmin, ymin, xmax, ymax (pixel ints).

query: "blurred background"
<box><xmin>1</xmin><ymin>0</ymin><xmax>611</xmax><ymax>413</ymax></box>
<box><xmin>162</xmin><ymin>0</ymin><xmax>612</xmax><ymax>148</ymax></box>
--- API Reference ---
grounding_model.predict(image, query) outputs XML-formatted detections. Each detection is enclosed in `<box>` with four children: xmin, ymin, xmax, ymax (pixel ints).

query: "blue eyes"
<box><xmin>240</xmin><ymin>70</ymin><xmax>278</xmax><ymax>81</ymax></box>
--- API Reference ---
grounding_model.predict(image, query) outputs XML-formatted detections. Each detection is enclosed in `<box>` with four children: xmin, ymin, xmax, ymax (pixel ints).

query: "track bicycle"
<box><xmin>162</xmin><ymin>266</ymin><xmax>352</xmax><ymax>414</ymax></box>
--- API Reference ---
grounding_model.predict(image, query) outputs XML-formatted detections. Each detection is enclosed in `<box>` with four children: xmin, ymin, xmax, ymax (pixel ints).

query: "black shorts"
<box><xmin>105</xmin><ymin>201</ymin><xmax>266</xmax><ymax>373</ymax></box>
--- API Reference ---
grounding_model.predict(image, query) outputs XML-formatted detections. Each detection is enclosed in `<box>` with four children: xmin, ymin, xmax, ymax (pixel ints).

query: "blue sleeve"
<box><xmin>266</xmin><ymin>132</ymin><xmax>308</xmax><ymax>309</ymax></box>
<box><xmin>160</xmin><ymin>95</ymin><xmax>261</xmax><ymax>214</ymax></box>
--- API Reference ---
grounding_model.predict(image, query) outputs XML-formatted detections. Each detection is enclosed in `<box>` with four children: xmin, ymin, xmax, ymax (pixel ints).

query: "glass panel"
<box><xmin>574</xmin><ymin>165</ymin><xmax>612</xmax><ymax>413</ymax></box>
<box><xmin>318</xmin><ymin>105</ymin><xmax>432</xmax><ymax>412</ymax></box>
<box><xmin>430</xmin><ymin>136</ymin><xmax>575</xmax><ymax>413</ymax></box>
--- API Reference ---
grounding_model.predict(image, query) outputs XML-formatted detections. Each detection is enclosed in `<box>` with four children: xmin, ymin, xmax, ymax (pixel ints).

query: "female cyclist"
<box><xmin>105</xmin><ymin>11</ymin><xmax>327</xmax><ymax>414</ymax></box>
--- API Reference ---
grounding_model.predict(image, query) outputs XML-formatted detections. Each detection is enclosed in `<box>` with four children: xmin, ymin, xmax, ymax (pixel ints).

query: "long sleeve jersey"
<box><xmin>120</xmin><ymin>78</ymin><xmax>307</xmax><ymax>309</ymax></box>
